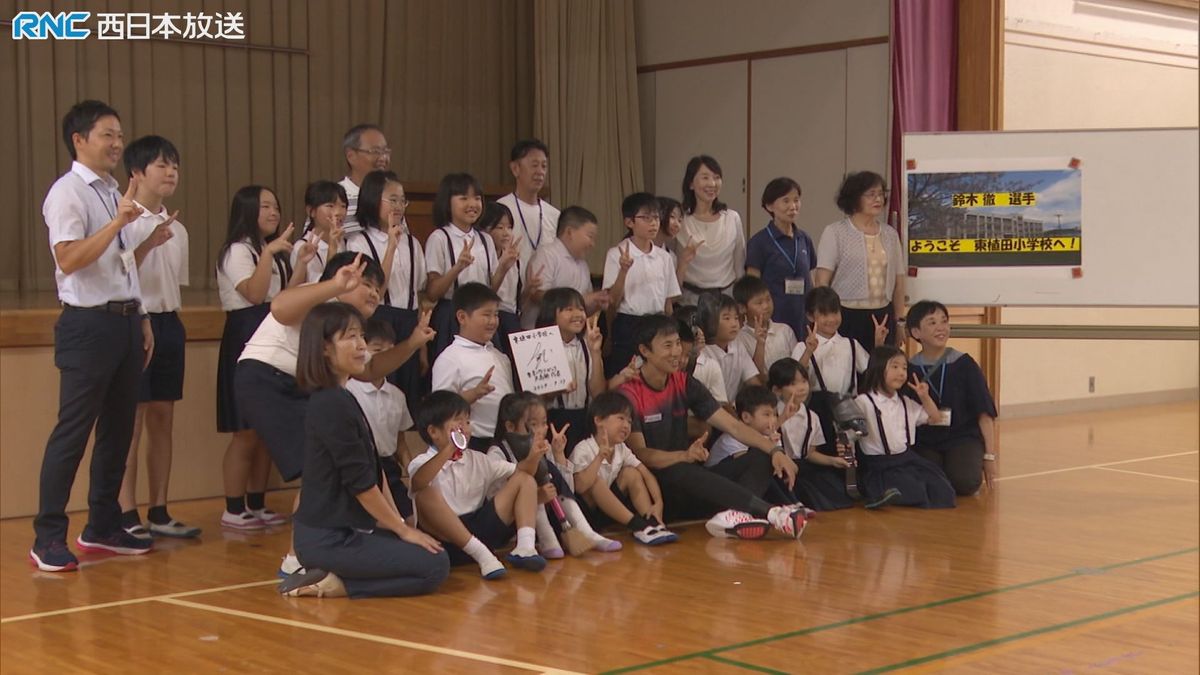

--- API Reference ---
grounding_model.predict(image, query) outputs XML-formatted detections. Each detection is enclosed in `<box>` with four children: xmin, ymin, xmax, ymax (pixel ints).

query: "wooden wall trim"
<box><xmin>1</xmin><ymin>307</ymin><xmax>227</xmax><ymax>348</ymax></box>
<box><xmin>636</xmin><ymin>36</ymin><xmax>889</xmax><ymax>74</ymax></box>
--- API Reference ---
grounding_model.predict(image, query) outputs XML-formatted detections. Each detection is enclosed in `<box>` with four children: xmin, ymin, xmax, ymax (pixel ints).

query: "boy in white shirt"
<box><xmin>408</xmin><ymin>390</ymin><xmax>547</xmax><ymax>578</ymax></box>
<box><xmin>601</xmin><ymin>192</ymin><xmax>682</xmax><ymax>378</ymax></box>
<box><xmin>699</xmin><ymin>293</ymin><xmax>762</xmax><ymax>402</ymax></box>
<box><xmin>523</xmin><ymin>205</ymin><xmax>610</xmax><ymax>329</ymax></box>
<box><xmin>117</xmin><ymin>135</ymin><xmax>198</xmax><ymax>540</ymax></box>
<box><xmin>570</xmin><ymin>392</ymin><xmax>677</xmax><ymax>545</ymax></box>
<box><xmin>733</xmin><ymin>275</ymin><xmax>798</xmax><ymax>376</ymax></box>
<box><xmin>430</xmin><ymin>283</ymin><xmax>515</xmax><ymax>451</ymax></box>
<box><xmin>346</xmin><ymin>318</ymin><xmax>415</xmax><ymax>518</ymax></box>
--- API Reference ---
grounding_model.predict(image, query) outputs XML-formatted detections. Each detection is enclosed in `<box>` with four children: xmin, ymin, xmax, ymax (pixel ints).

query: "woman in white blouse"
<box><xmin>676</xmin><ymin>156</ymin><xmax>746</xmax><ymax>305</ymax></box>
<box><xmin>814</xmin><ymin>171</ymin><xmax>906</xmax><ymax>355</ymax></box>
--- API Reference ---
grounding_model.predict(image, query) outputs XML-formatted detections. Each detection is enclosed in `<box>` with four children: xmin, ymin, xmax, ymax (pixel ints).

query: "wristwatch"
<box><xmin>983</xmin><ymin>453</ymin><xmax>997</xmax><ymax>461</ymax></box>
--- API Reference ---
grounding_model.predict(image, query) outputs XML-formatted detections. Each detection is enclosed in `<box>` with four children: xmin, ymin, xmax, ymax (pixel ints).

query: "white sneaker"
<box><xmin>766</xmin><ymin>505</ymin><xmax>808</xmax><ymax>539</ymax></box>
<box><xmin>221</xmin><ymin>510</ymin><xmax>265</xmax><ymax>530</ymax></box>
<box><xmin>249</xmin><ymin>508</ymin><xmax>288</xmax><ymax>526</ymax></box>
<box><xmin>704</xmin><ymin>510</ymin><xmax>770</xmax><ymax>540</ymax></box>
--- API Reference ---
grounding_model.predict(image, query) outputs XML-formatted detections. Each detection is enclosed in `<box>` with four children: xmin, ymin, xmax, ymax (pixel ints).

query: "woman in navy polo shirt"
<box><xmin>745</xmin><ymin>177</ymin><xmax>816</xmax><ymax>340</ymax></box>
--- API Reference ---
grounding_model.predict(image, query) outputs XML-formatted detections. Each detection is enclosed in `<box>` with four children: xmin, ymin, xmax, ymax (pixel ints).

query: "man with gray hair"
<box><xmin>340</xmin><ymin>124</ymin><xmax>391</xmax><ymax>234</ymax></box>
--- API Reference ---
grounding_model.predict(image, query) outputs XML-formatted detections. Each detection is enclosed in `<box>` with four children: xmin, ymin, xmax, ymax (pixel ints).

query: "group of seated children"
<box><xmin>277</xmin><ymin>204</ymin><xmax>997</xmax><ymax>600</ymax></box>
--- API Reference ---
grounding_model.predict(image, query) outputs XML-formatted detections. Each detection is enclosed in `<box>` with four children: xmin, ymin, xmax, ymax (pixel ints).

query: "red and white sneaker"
<box><xmin>767</xmin><ymin>505</ymin><xmax>808</xmax><ymax>539</ymax></box>
<box><xmin>705</xmin><ymin>510</ymin><xmax>770</xmax><ymax>540</ymax></box>
<box><xmin>221</xmin><ymin>510</ymin><xmax>265</xmax><ymax>530</ymax></box>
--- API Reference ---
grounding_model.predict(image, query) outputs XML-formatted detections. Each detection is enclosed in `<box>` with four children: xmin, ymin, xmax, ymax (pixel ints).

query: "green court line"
<box><xmin>854</xmin><ymin>590</ymin><xmax>1200</xmax><ymax>674</ymax></box>
<box><xmin>701</xmin><ymin>654</ymin><xmax>791</xmax><ymax>674</ymax></box>
<box><xmin>600</xmin><ymin>546</ymin><xmax>1198</xmax><ymax>674</ymax></box>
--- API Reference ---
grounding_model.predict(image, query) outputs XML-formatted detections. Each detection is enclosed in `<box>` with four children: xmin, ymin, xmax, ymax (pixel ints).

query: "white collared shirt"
<box><xmin>601</xmin><ymin>240</ymin><xmax>681</xmax><ymax>315</ymax></box>
<box><xmin>291</xmin><ymin>232</ymin><xmax>333</xmax><ymax>285</ymax></box>
<box><xmin>425</xmin><ymin>225</ymin><xmax>498</xmax><ymax>289</ymax></box>
<box><xmin>408</xmin><ymin>445</ymin><xmax>515</xmax><ymax>515</ymax></box>
<box><xmin>692</xmin><ymin>349</ymin><xmax>729</xmax><ymax>403</ymax></box>
<box><xmin>736</xmin><ymin>321</ymin><xmax>798</xmax><ymax>372</ymax></box>
<box><xmin>550</xmin><ymin>336</ymin><xmax>591</xmax><ymax>410</ymax></box>
<box><xmin>126</xmin><ymin>203</ymin><xmax>188</xmax><ymax>313</ymax></box>
<box><xmin>780</xmin><ymin>402</ymin><xmax>825</xmax><ymax>459</ymax></box>
<box><xmin>431</xmin><ymin>335</ymin><xmax>514</xmax><ymax>438</ymax></box>
<box><xmin>345</xmin><ymin>226</ymin><xmax>426</xmax><ymax>310</ymax></box>
<box><xmin>495</xmin><ymin>250</ymin><xmax>520</xmax><ymax>314</ymax></box>
<box><xmin>570</xmin><ymin>436</ymin><xmax>642</xmax><ymax>487</ymax></box>
<box><xmin>522</xmin><ymin>238</ymin><xmax>593</xmax><ymax>329</ymax></box>
<box><xmin>855</xmin><ymin>391</ymin><xmax>928</xmax><ymax>456</ymax></box>
<box><xmin>346</xmin><ymin>379</ymin><xmax>413</xmax><ymax>457</ymax></box>
<box><xmin>707</xmin><ymin>432</ymin><xmax>757</xmax><ymax>467</ymax></box>
<box><xmin>497</xmin><ymin>193</ymin><xmax>560</xmax><ymax>277</ymax></box>
<box><xmin>678</xmin><ymin>209</ymin><xmax>746</xmax><ymax>289</ymax></box>
<box><xmin>217</xmin><ymin>239</ymin><xmax>284</xmax><ymax>311</ymax></box>
<box><xmin>339</xmin><ymin>176</ymin><xmax>362</xmax><ymax>234</ymax></box>
<box><xmin>703</xmin><ymin>341</ymin><xmax>759</xmax><ymax>401</ymax></box>
<box><xmin>44</xmin><ymin>161</ymin><xmax>143</xmax><ymax>306</ymax></box>
<box><xmin>793</xmin><ymin>332</ymin><xmax>869</xmax><ymax>395</ymax></box>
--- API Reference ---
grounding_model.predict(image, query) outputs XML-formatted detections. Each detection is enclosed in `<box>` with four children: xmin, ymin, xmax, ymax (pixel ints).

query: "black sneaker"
<box><xmin>76</xmin><ymin>528</ymin><xmax>153</xmax><ymax>555</ymax></box>
<box><xmin>30</xmin><ymin>541</ymin><xmax>79</xmax><ymax>572</ymax></box>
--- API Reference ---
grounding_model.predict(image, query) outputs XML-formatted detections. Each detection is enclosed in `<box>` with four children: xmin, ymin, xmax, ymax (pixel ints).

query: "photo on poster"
<box><xmin>907</xmin><ymin>168</ymin><xmax>1081</xmax><ymax>267</ymax></box>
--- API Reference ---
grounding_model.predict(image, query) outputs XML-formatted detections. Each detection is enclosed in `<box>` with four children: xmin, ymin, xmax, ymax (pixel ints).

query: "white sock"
<box><xmin>514</xmin><ymin>526</ymin><xmax>537</xmax><ymax>555</ymax></box>
<box><xmin>561</xmin><ymin>498</ymin><xmax>604</xmax><ymax>541</ymax></box>
<box><xmin>280</xmin><ymin>553</ymin><xmax>302</xmax><ymax>574</ymax></box>
<box><xmin>534</xmin><ymin>508</ymin><xmax>562</xmax><ymax>551</ymax></box>
<box><xmin>462</xmin><ymin>536</ymin><xmax>503</xmax><ymax>576</ymax></box>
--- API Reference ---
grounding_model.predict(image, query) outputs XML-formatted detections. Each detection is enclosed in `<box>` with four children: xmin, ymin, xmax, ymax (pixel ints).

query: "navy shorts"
<box><xmin>444</xmin><ymin>498</ymin><xmax>515</xmax><ymax>565</ymax></box>
<box><xmin>139</xmin><ymin>312</ymin><xmax>185</xmax><ymax>402</ymax></box>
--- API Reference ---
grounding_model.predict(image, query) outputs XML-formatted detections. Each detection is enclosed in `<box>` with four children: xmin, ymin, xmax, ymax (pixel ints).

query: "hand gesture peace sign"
<box><xmin>872</xmin><ymin>313</ymin><xmax>890</xmax><ymax>347</ymax></box>
<box><xmin>618</xmin><ymin>242</ymin><xmax>634</xmax><ymax>271</ymax></box>
<box><xmin>116</xmin><ymin>175</ymin><xmax>145</xmax><ymax>226</ymax></box>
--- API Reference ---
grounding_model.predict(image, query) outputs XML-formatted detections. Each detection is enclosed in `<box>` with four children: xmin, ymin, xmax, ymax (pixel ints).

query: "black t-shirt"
<box><xmin>619</xmin><ymin>371</ymin><xmax>721</xmax><ymax>451</ymax></box>
<box><xmin>908</xmin><ymin>350</ymin><xmax>997</xmax><ymax>447</ymax></box>
<box><xmin>295</xmin><ymin>387</ymin><xmax>382</xmax><ymax>531</ymax></box>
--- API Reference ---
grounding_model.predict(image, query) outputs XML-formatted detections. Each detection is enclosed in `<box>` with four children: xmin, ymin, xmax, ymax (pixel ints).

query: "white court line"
<box><xmin>0</xmin><ymin>578</ymin><xmax>279</xmax><ymax>624</ymax></box>
<box><xmin>1093</xmin><ymin>466</ymin><xmax>1200</xmax><ymax>484</ymax></box>
<box><xmin>996</xmin><ymin>450</ymin><xmax>1199</xmax><ymax>483</ymax></box>
<box><xmin>158</xmin><ymin>597</ymin><xmax>583</xmax><ymax>674</ymax></box>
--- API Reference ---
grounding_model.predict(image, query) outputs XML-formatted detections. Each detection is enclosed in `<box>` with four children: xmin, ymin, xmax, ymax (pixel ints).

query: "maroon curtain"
<box><xmin>890</xmin><ymin>0</ymin><xmax>958</xmax><ymax>229</ymax></box>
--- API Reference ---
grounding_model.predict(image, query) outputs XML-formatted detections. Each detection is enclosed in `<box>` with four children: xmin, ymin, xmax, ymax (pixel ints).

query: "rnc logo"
<box><xmin>11</xmin><ymin>11</ymin><xmax>92</xmax><ymax>40</ymax></box>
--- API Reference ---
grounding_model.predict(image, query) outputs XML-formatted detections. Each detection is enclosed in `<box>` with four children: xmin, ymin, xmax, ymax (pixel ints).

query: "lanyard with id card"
<box><xmin>771</xmin><ymin>224</ymin><xmax>808</xmax><ymax>295</ymax></box>
<box><xmin>918</xmin><ymin>360</ymin><xmax>953</xmax><ymax>426</ymax></box>
<box><xmin>91</xmin><ymin>184</ymin><xmax>137</xmax><ymax>281</ymax></box>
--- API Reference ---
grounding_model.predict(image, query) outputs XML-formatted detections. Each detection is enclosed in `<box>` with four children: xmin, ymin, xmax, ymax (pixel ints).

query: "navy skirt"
<box><xmin>234</xmin><ymin>359</ymin><xmax>309</xmax><ymax>482</ymax></box>
<box><xmin>216</xmin><ymin>304</ymin><xmax>270</xmax><ymax>432</ymax></box>
<box><xmin>791</xmin><ymin>457</ymin><xmax>856</xmax><ymax>511</ymax></box>
<box><xmin>859</xmin><ymin>451</ymin><xmax>956</xmax><ymax>509</ymax></box>
<box><xmin>428</xmin><ymin>299</ymin><xmax>458</xmax><ymax>366</ymax></box>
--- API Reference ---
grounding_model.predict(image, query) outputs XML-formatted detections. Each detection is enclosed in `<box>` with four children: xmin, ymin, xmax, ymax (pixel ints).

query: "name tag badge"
<box><xmin>932</xmin><ymin>408</ymin><xmax>952</xmax><ymax>427</ymax></box>
<box><xmin>784</xmin><ymin>278</ymin><xmax>806</xmax><ymax>295</ymax></box>
<box><xmin>120</xmin><ymin>249</ymin><xmax>137</xmax><ymax>277</ymax></box>
<box><xmin>643</xmin><ymin>413</ymin><xmax>663</xmax><ymax>424</ymax></box>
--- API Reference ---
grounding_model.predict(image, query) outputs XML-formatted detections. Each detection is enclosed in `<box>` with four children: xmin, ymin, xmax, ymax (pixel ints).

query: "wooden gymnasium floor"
<box><xmin>1</xmin><ymin>402</ymin><xmax>1197</xmax><ymax>674</ymax></box>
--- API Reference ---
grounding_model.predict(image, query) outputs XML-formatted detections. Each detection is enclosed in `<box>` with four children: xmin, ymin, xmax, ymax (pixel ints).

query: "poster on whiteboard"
<box><xmin>907</xmin><ymin>167</ymin><xmax>1082</xmax><ymax>268</ymax></box>
<box><xmin>507</xmin><ymin>326</ymin><xmax>571</xmax><ymax>395</ymax></box>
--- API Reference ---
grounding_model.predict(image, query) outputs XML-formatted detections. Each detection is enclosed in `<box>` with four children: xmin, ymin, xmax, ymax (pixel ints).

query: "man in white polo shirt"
<box><xmin>497</xmin><ymin>139</ymin><xmax>560</xmax><ymax>279</ymax></box>
<box><xmin>32</xmin><ymin>100</ymin><xmax>156</xmax><ymax>571</ymax></box>
<box><xmin>339</xmin><ymin>124</ymin><xmax>391</xmax><ymax>235</ymax></box>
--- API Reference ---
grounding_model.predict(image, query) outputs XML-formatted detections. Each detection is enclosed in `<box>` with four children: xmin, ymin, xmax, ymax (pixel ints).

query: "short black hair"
<box><xmin>416</xmin><ymin>390</ymin><xmax>471</xmax><ymax>446</ymax></box>
<box><xmin>123</xmin><ymin>135</ymin><xmax>180</xmax><ymax>176</ymax></box>
<box><xmin>696</xmin><ymin>292</ymin><xmax>737</xmax><ymax>345</ymax></box>
<box><xmin>621</xmin><ymin>192</ymin><xmax>660</xmax><ymax>221</ymax></box>
<box><xmin>732</xmin><ymin>275</ymin><xmax>771</xmax><ymax>307</ymax></box>
<box><xmin>836</xmin><ymin>171</ymin><xmax>886</xmax><ymax>216</ymax></box>
<box><xmin>535</xmin><ymin>287</ymin><xmax>586</xmax><ymax>329</ymax></box>
<box><xmin>556</xmin><ymin>206</ymin><xmax>597</xmax><ymax>237</ymax></box>
<box><xmin>363</xmin><ymin>316</ymin><xmax>396</xmax><ymax>345</ymax></box>
<box><xmin>768</xmin><ymin>357</ymin><xmax>809</xmax><ymax>390</ymax></box>
<box><xmin>304</xmin><ymin>180</ymin><xmax>349</xmax><ymax>210</ymax></box>
<box><xmin>433</xmin><ymin>173</ymin><xmax>484</xmax><ymax>227</ymax></box>
<box><xmin>453</xmin><ymin>281</ymin><xmax>501</xmax><ymax>314</ymax></box>
<box><xmin>805</xmin><ymin>286</ymin><xmax>842</xmax><ymax>317</ymax></box>
<box><xmin>510</xmin><ymin>138</ymin><xmax>549</xmax><ymax>162</ymax></box>
<box><xmin>356</xmin><ymin>170</ymin><xmax>402</xmax><ymax>232</ymax></box>
<box><xmin>735</xmin><ymin>385</ymin><xmax>778</xmax><ymax>417</ymax></box>
<box><xmin>906</xmin><ymin>300</ymin><xmax>950</xmax><ymax>339</ymax></box>
<box><xmin>321</xmin><ymin>251</ymin><xmax>385</xmax><ymax>287</ymax></box>
<box><xmin>62</xmin><ymin>100</ymin><xmax>120</xmax><ymax>160</ymax></box>
<box><xmin>675</xmin><ymin>317</ymin><xmax>696</xmax><ymax>344</ymax></box>
<box><xmin>476</xmin><ymin>201</ymin><xmax>514</xmax><ymax>234</ymax></box>
<box><xmin>861</xmin><ymin>345</ymin><xmax>907</xmax><ymax>395</ymax></box>
<box><xmin>761</xmin><ymin>176</ymin><xmax>802</xmax><ymax>212</ymax></box>
<box><xmin>681</xmin><ymin>155</ymin><xmax>727</xmax><ymax>215</ymax></box>
<box><xmin>590</xmin><ymin>390</ymin><xmax>634</xmax><ymax>421</ymax></box>
<box><xmin>634</xmin><ymin>314</ymin><xmax>679</xmax><ymax>352</ymax></box>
